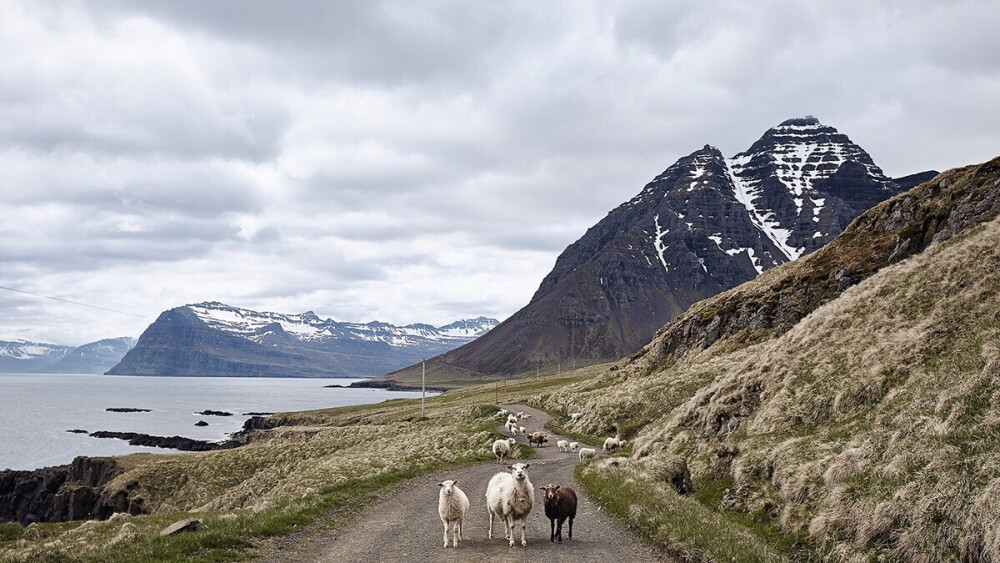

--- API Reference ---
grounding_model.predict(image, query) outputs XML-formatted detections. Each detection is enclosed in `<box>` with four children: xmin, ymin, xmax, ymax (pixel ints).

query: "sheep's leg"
<box><xmin>519</xmin><ymin>516</ymin><xmax>527</xmax><ymax>547</ymax></box>
<box><xmin>458</xmin><ymin>519</ymin><xmax>463</xmax><ymax>542</ymax></box>
<box><xmin>506</xmin><ymin>516</ymin><xmax>515</xmax><ymax>546</ymax></box>
<box><xmin>452</xmin><ymin>520</ymin><xmax>460</xmax><ymax>548</ymax></box>
<box><xmin>549</xmin><ymin>517</ymin><xmax>555</xmax><ymax>542</ymax></box>
<box><xmin>556</xmin><ymin>516</ymin><xmax>565</xmax><ymax>543</ymax></box>
<box><xmin>568</xmin><ymin>515</ymin><xmax>573</xmax><ymax>540</ymax></box>
<box><xmin>488</xmin><ymin>510</ymin><xmax>494</xmax><ymax>539</ymax></box>
<box><xmin>442</xmin><ymin>520</ymin><xmax>449</xmax><ymax>548</ymax></box>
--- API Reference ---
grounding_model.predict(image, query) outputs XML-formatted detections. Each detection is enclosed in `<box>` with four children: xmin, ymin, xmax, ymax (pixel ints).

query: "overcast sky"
<box><xmin>2</xmin><ymin>0</ymin><xmax>998</xmax><ymax>345</ymax></box>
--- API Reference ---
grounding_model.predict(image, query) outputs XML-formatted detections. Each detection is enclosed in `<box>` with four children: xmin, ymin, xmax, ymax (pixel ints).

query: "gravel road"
<box><xmin>260</xmin><ymin>405</ymin><xmax>668</xmax><ymax>562</ymax></box>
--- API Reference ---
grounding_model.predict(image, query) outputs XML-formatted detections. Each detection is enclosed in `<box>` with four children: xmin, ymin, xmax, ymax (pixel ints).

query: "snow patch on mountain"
<box><xmin>187</xmin><ymin>302</ymin><xmax>498</xmax><ymax>348</ymax></box>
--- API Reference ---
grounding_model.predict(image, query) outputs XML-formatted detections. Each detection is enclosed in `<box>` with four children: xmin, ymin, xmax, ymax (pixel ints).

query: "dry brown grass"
<box><xmin>541</xmin><ymin>211</ymin><xmax>1000</xmax><ymax>560</ymax></box>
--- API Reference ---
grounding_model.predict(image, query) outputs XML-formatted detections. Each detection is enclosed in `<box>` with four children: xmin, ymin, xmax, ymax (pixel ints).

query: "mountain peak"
<box><xmin>385</xmin><ymin>116</ymin><xmax>905</xmax><ymax>379</ymax></box>
<box><xmin>777</xmin><ymin>115</ymin><xmax>822</xmax><ymax>128</ymax></box>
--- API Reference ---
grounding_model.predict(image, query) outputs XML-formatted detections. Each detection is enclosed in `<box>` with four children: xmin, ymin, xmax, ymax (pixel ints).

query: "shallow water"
<box><xmin>0</xmin><ymin>373</ymin><xmax>429</xmax><ymax>470</ymax></box>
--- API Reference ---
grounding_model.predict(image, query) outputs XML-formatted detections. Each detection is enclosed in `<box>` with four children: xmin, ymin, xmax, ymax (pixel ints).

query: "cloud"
<box><xmin>1</xmin><ymin>0</ymin><xmax>998</xmax><ymax>345</ymax></box>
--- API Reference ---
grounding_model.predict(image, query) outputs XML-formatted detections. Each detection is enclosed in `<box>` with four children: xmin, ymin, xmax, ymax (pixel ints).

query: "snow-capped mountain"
<box><xmin>0</xmin><ymin>338</ymin><xmax>135</xmax><ymax>374</ymax></box>
<box><xmin>107</xmin><ymin>302</ymin><xmax>498</xmax><ymax>377</ymax></box>
<box><xmin>386</xmin><ymin>117</ymin><xmax>930</xmax><ymax>380</ymax></box>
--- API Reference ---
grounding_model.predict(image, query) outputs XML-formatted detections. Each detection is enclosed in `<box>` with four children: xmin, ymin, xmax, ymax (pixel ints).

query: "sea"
<box><xmin>0</xmin><ymin>373</ymin><xmax>431</xmax><ymax>471</ymax></box>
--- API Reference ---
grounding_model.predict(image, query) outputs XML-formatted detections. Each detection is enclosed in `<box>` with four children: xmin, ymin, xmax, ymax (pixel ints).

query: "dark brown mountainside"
<box><xmin>384</xmin><ymin>118</ymin><xmax>925</xmax><ymax>385</ymax></box>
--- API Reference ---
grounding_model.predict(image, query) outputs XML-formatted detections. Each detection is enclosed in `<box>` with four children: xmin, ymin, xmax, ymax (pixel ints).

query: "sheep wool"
<box><xmin>486</xmin><ymin>463</ymin><xmax>534</xmax><ymax>547</ymax></box>
<box><xmin>438</xmin><ymin>480</ymin><xmax>469</xmax><ymax>548</ymax></box>
<box><xmin>492</xmin><ymin>437</ymin><xmax>516</xmax><ymax>464</ymax></box>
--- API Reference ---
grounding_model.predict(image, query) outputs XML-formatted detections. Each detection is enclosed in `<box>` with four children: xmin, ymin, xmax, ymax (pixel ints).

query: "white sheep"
<box><xmin>486</xmin><ymin>462</ymin><xmax>534</xmax><ymax>547</ymax></box>
<box><xmin>507</xmin><ymin>414</ymin><xmax>518</xmax><ymax>425</ymax></box>
<box><xmin>568</xmin><ymin>412</ymin><xmax>583</xmax><ymax>422</ymax></box>
<box><xmin>438</xmin><ymin>479</ymin><xmax>469</xmax><ymax>548</ymax></box>
<box><xmin>578</xmin><ymin>447</ymin><xmax>597</xmax><ymax>461</ymax></box>
<box><xmin>516</xmin><ymin>411</ymin><xmax>526</xmax><ymax>420</ymax></box>
<box><xmin>505</xmin><ymin>421</ymin><xmax>518</xmax><ymax>435</ymax></box>
<box><xmin>518</xmin><ymin>426</ymin><xmax>527</xmax><ymax>436</ymax></box>
<box><xmin>498</xmin><ymin>408</ymin><xmax>510</xmax><ymax>419</ymax></box>
<box><xmin>569</xmin><ymin>441</ymin><xmax>580</xmax><ymax>452</ymax></box>
<box><xmin>492</xmin><ymin>437</ymin><xmax>517</xmax><ymax>464</ymax></box>
<box><xmin>556</xmin><ymin>439</ymin><xmax>569</xmax><ymax>452</ymax></box>
<box><xmin>603</xmin><ymin>434</ymin><xmax>626</xmax><ymax>453</ymax></box>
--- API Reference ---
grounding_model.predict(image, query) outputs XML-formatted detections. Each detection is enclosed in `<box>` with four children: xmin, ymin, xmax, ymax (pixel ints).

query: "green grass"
<box><xmin>576</xmin><ymin>462</ymin><xmax>789</xmax><ymax>562</ymax></box>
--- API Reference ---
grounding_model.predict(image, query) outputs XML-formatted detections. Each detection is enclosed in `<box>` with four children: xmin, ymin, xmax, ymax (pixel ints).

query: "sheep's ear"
<box><xmin>524</xmin><ymin>463</ymin><xmax>531</xmax><ymax>468</ymax></box>
<box><xmin>453</xmin><ymin>480</ymin><xmax>458</xmax><ymax>485</ymax></box>
<box><xmin>438</xmin><ymin>482</ymin><xmax>444</xmax><ymax>487</ymax></box>
<box><xmin>506</xmin><ymin>465</ymin><xmax>513</xmax><ymax>470</ymax></box>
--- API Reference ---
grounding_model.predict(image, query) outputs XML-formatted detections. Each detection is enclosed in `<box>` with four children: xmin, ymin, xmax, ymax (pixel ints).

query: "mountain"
<box><xmin>546</xmin><ymin>155</ymin><xmax>1000</xmax><ymax>560</ymax></box>
<box><xmin>386</xmin><ymin>116</ymin><xmax>920</xmax><ymax>383</ymax></box>
<box><xmin>106</xmin><ymin>302</ymin><xmax>498</xmax><ymax>377</ymax></box>
<box><xmin>0</xmin><ymin>340</ymin><xmax>74</xmax><ymax>373</ymax></box>
<box><xmin>0</xmin><ymin>337</ymin><xmax>135</xmax><ymax>374</ymax></box>
<box><xmin>36</xmin><ymin>338</ymin><xmax>137</xmax><ymax>374</ymax></box>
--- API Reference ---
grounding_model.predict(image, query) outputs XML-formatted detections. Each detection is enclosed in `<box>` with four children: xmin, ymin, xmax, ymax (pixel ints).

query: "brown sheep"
<box><xmin>528</xmin><ymin>431</ymin><xmax>548</xmax><ymax>447</ymax></box>
<box><xmin>539</xmin><ymin>483</ymin><xmax>577</xmax><ymax>542</ymax></box>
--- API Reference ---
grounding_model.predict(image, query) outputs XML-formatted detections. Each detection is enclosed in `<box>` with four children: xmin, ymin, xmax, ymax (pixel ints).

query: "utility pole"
<box><xmin>421</xmin><ymin>358</ymin><xmax>426</xmax><ymax>418</ymax></box>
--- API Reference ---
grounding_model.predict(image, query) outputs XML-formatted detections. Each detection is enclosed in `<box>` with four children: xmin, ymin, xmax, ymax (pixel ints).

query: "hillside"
<box><xmin>544</xmin><ymin>155</ymin><xmax>1000</xmax><ymax>560</ymax></box>
<box><xmin>385</xmin><ymin>117</ymin><xmax>918</xmax><ymax>386</ymax></box>
<box><xmin>107</xmin><ymin>302</ymin><xmax>497</xmax><ymax>377</ymax></box>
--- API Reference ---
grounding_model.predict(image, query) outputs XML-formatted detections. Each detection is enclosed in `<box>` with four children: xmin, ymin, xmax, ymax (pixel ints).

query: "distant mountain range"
<box><xmin>106</xmin><ymin>302</ymin><xmax>498</xmax><ymax>377</ymax></box>
<box><xmin>0</xmin><ymin>338</ymin><xmax>136</xmax><ymax>374</ymax></box>
<box><xmin>384</xmin><ymin>116</ymin><xmax>937</xmax><ymax>382</ymax></box>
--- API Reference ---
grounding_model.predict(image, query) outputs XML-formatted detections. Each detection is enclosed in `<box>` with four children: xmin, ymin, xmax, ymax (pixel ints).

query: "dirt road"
<box><xmin>260</xmin><ymin>405</ymin><xmax>666</xmax><ymax>562</ymax></box>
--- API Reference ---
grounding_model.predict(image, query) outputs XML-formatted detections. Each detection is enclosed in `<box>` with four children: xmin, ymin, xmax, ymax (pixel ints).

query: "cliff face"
<box><xmin>108</xmin><ymin>303</ymin><xmax>497</xmax><ymax>377</ymax></box>
<box><xmin>0</xmin><ymin>457</ymin><xmax>140</xmax><ymax>525</ymax></box>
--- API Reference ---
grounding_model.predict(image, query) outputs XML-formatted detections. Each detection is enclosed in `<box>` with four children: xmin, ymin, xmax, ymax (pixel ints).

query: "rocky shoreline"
<box><xmin>343</xmin><ymin>379</ymin><xmax>447</xmax><ymax>393</ymax></box>
<box><xmin>1</xmin><ymin>416</ymin><xmax>282</xmax><ymax>526</ymax></box>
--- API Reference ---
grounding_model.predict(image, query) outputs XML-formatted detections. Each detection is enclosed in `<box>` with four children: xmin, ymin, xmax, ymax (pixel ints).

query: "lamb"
<box><xmin>578</xmin><ymin>447</ymin><xmax>597</xmax><ymax>461</ymax></box>
<box><xmin>569</xmin><ymin>441</ymin><xmax>579</xmax><ymax>452</ymax></box>
<box><xmin>498</xmin><ymin>408</ymin><xmax>510</xmax><ymax>419</ymax></box>
<box><xmin>556</xmin><ymin>439</ymin><xmax>569</xmax><ymax>452</ymax></box>
<box><xmin>528</xmin><ymin>432</ymin><xmax>548</xmax><ymax>448</ymax></box>
<box><xmin>516</xmin><ymin>411</ymin><xmax>526</xmax><ymax>420</ymax></box>
<box><xmin>485</xmin><ymin>462</ymin><xmax>534</xmax><ymax>547</ymax></box>
<box><xmin>505</xmin><ymin>421</ymin><xmax>518</xmax><ymax>435</ymax></box>
<box><xmin>492</xmin><ymin>437</ymin><xmax>517</xmax><ymax>464</ymax></box>
<box><xmin>539</xmin><ymin>483</ymin><xmax>577</xmax><ymax>543</ymax></box>
<box><xmin>603</xmin><ymin>434</ymin><xmax>626</xmax><ymax>453</ymax></box>
<box><xmin>518</xmin><ymin>425</ymin><xmax>527</xmax><ymax>436</ymax></box>
<box><xmin>438</xmin><ymin>479</ymin><xmax>469</xmax><ymax>548</ymax></box>
<box><xmin>507</xmin><ymin>414</ymin><xmax>518</xmax><ymax>425</ymax></box>
<box><xmin>568</xmin><ymin>412</ymin><xmax>583</xmax><ymax>422</ymax></box>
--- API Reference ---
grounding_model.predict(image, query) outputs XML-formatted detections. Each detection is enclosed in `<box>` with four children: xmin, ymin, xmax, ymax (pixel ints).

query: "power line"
<box><xmin>0</xmin><ymin>285</ymin><xmax>147</xmax><ymax>319</ymax></box>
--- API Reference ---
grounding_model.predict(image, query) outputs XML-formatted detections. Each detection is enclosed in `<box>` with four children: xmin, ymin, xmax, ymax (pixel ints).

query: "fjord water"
<box><xmin>0</xmin><ymin>373</ymin><xmax>429</xmax><ymax>471</ymax></box>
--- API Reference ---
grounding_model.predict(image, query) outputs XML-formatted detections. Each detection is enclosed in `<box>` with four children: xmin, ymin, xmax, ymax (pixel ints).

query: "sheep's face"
<box><xmin>508</xmin><ymin>438</ymin><xmax>517</xmax><ymax>446</ymax></box>
<box><xmin>508</xmin><ymin>463</ymin><xmax>530</xmax><ymax>481</ymax></box>
<box><xmin>439</xmin><ymin>480</ymin><xmax>457</xmax><ymax>495</ymax></box>
<box><xmin>540</xmin><ymin>484</ymin><xmax>560</xmax><ymax>500</ymax></box>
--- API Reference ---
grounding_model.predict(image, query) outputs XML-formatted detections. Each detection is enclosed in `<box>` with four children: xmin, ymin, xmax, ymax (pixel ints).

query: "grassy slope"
<box><xmin>543</xmin><ymin>209</ymin><xmax>1000</xmax><ymax>560</ymax></box>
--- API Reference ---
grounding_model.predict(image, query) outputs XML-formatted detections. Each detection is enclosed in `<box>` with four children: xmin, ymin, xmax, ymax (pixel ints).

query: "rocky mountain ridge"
<box><xmin>546</xmin><ymin>154</ymin><xmax>1000</xmax><ymax>560</ymax></box>
<box><xmin>385</xmin><ymin>117</ymin><xmax>926</xmax><ymax>383</ymax></box>
<box><xmin>107</xmin><ymin>302</ymin><xmax>498</xmax><ymax>377</ymax></box>
<box><xmin>0</xmin><ymin>337</ymin><xmax>136</xmax><ymax>374</ymax></box>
